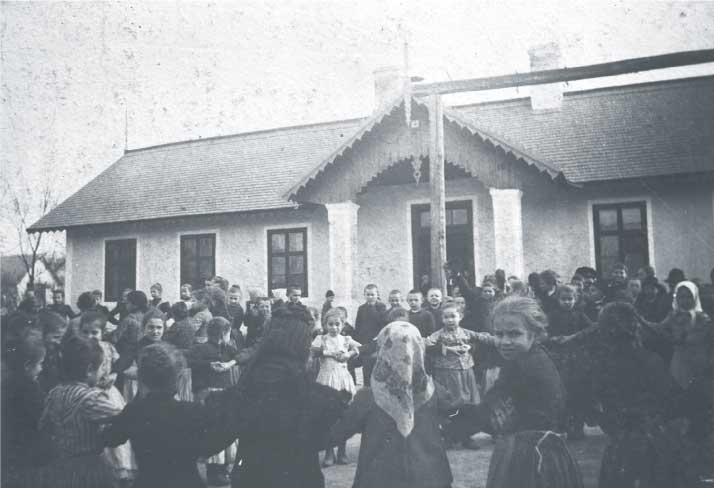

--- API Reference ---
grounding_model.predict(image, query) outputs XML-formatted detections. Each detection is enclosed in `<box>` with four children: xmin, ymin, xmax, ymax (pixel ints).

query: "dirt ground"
<box><xmin>322</xmin><ymin>427</ymin><xmax>608</xmax><ymax>488</ymax></box>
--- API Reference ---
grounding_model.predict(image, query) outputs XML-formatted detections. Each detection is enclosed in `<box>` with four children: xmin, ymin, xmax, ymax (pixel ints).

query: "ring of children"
<box><xmin>3</xmin><ymin>3</ymin><xmax>714</xmax><ymax>488</ymax></box>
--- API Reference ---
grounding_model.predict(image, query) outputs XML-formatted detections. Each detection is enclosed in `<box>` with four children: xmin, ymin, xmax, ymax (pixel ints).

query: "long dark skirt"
<box><xmin>487</xmin><ymin>430</ymin><xmax>583</xmax><ymax>488</ymax></box>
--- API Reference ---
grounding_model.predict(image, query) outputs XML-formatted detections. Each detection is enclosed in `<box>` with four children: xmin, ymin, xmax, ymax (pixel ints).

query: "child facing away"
<box><xmin>354</xmin><ymin>284</ymin><xmax>388</xmax><ymax>386</ymax></box>
<box><xmin>321</xmin><ymin>290</ymin><xmax>335</xmax><ymax>327</ymax></box>
<box><xmin>189</xmin><ymin>289</ymin><xmax>213</xmax><ymax>344</ymax></box>
<box><xmin>311</xmin><ymin>308</ymin><xmax>361</xmax><ymax>467</ymax></box>
<box><xmin>39</xmin><ymin>335</ymin><xmax>123</xmax><ymax>488</ymax></box>
<box><xmin>1</xmin><ymin>330</ymin><xmax>48</xmax><ymax>488</ymax></box>
<box><xmin>425</xmin><ymin>302</ymin><xmax>491</xmax><ymax>449</ymax></box>
<box><xmin>187</xmin><ymin>317</ymin><xmax>241</xmax><ymax>486</ymax></box>
<box><xmin>111</xmin><ymin>290</ymin><xmax>148</xmax><ymax>392</ymax></box>
<box><xmin>103</xmin><ymin>343</ymin><xmax>235</xmax><ymax>488</ymax></box>
<box><xmin>79</xmin><ymin>312</ymin><xmax>136</xmax><ymax>485</ymax></box>
<box><xmin>444</xmin><ymin>297</ymin><xmax>584</xmax><ymax>488</ymax></box>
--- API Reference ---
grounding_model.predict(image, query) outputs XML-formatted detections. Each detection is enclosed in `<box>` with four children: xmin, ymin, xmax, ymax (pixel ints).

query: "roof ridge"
<box><xmin>125</xmin><ymin>116</ymin><xmax>366</xmax><ymax>155</ymax></box>
<box><xmin>452</xmin><ymin>73</ymin><xmax>714</xmax><ymax>111</ymax></box>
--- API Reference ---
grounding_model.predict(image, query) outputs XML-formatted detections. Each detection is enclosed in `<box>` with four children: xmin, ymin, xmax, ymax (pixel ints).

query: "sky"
<box><xmin>2</xmin><ymin>0</ymin><xmax>713</xmax><ymax>255</ymax></box>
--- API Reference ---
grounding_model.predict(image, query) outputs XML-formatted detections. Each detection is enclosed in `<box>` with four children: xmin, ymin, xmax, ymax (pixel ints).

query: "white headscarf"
<box><xmin>672</xmin><ymin>281</ymin><xmax>703</xmax><ymax>315</ymax></box>
<box><xmin>371</xmin><ymin>321</ymin><xmax>434</xmax><ymax>437</ymax></box>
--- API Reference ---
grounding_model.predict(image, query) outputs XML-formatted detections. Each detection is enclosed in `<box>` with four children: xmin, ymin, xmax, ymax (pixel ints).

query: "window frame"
<box><xmin>592</xmin><ymin>201</ymin><xmax>649</xmax><ymax>275</ymax></box>
<box><xmin>104</xmin><ymin>238</ymin><xmax>137</xmax><ymax>302</ymax></box>
<box><xmin>180</xmin><ymin>233</ymin><xmax>216</xmax><ymax>291</ymax></box>
<box><xmin>267</xmin><ymin>227</ymin><xmax>308</xmax><ymax>298</ymax></box>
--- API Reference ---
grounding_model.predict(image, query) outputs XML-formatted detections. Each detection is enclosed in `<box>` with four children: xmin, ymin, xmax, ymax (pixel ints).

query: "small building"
<box><xmin>30</xmin><ymin>66</ymin><xmax>714</xmax><ymax>311</ymax></box>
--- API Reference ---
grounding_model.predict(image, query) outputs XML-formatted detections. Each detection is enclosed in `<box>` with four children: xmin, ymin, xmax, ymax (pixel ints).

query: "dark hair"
<box><xmin>76</xmin><ymin>292</ymin><xmax>95</xmax><ymax>312</ymax></box>
<box><xmin>598</xmin><ymin>301</ymin><xmax>640</xmax><ymax>345</ymax></box>
<box><xmin>5</xmin><ymin>329</ymin><xmax>46</xmax><ymax>374</ymax></box>
<box><xmin>325</xmin><ymin>290</ymin><xmax>335</xmax><ymax>298</ymax></box>
<box><xmin>141</xmin><ymin>308</ymin><xmax>165</xmax><ymax>329</ymax></box>
<box><xmin>170</xmin><ymin>301</ymin><xmax>189</xmax><ymax>321</ymax></box>
<box><xmin>138</xmin><ymin>343</ymin><xmax>185</xmax><ymax>393</ymax></box>
<box><xmin>38</xmin><ymin>309</ymin><xmax>67</xmax><ymax>336</ymax></box>
<box><xmin>150</xmin><ymin>282</ymin><xmax>163</xmax><ymax>293</ymax></box>
<box><xmin>574</xmin><ymin>266</ymin><xmax>597</xmax><ymax>279</ymax></box>
<box><xmin>207</xmin><ymin>317</ymin><xmax>231</xmax><ymax>340</ymax></box>
<box><xmin>259</xmin><ymin>307</ymin><xmax>312</xmax><ymax>363</ymax></box>
<box><xmin>407</xmin><ymin>289</ymin><xmax>421</xmax><ymax>296</ymax></box>
<box><xmin>91</xmin><ymin>289</ymin><xmax>102</xmax><ymax>298</ymax></box>
<box><xmin>363</xmin><ymin>284</ymin><xmax>378</xmax><ymax>292</ymax></box>
<box><xmin>539</xmin><ymin>270</ymin><xmax>558</xmax><ymax>287</ymax></box>
<box><xmin>61</xmin><ymin>335</ymin><xmax>103</xmax><ymax>381</ymax></box>
<box><xmin>556</xmin><ymin>284</ymin><xmax>577</xmax><ymax>298</ymax></box>
<box><xmin>212</xmin><ymin>276</ymin><xmax>230</xmax><ymax>292</ymax></box>
<box><xmin>612</xmin><ymin>262</ymin><xmax>628</xmax><ymax>273</ymax></box>
<box><xmin>53</xmin><ymin>289</ymin><xmax>65</xmax><ymax>297</ymax></box>
<box><xmin>127</xmin><ymin>290</ymin><xmax>149</xmax><ymax>312</ymax></box>
<box><xmin>389</xmin><ymin>289</ymin><xmax>401</xmax><ymax>296</ymax></box>
<box><xmin>229</xmin><ymin>285</ymin><xmax>242</xmax><ymax>293</ymax></box>
<box><xmin>80</xmin><ymin>311</ymin><xmax>107</xmax><ymax>331</ymax></box>
<box><xmin>180</xmin><ymin>283</ymin><xmax>193</xmax><ymax>292</ymax></box>
<box><xmin>387</xmin><ymin>307</ymin><xmax>409</xmax><ymax>322</ymax></box>
<box><xmin>441</xmin><ymin>302</ymin><xmax>461</xmax><ymax>315</ymax></box>
<box><xmin>571</xmin><ymin>273</ymin><xmax>585</xmax><ymax>283</ymax></box>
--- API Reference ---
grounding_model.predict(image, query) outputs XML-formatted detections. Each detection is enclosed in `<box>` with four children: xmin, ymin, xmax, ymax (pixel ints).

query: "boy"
<box><xmin>425</xmin><ymin>288</ymin><xmax>444</xmax><ymax>330</ymax></box>
<box><xmin>406</xmin><ymin>290</ymin><xmax>435</xmax><ymax>338</ymax></box>
<box><xmin>46</xmin><ymin>289</ymin><xmax>77</xmax><ymax>320</ymax></box>
<box><xmin>387</xmin><ymin>289</ymin><xmax>406</xmax><ymax>313</ymax></box>
<box><xmin>104</xmin><ymin>343</ymin><xmax>234</xmax><ymax>488</ymax></box>
<box><xmin>605</xmin><ymin>263</ymin><xmax>629</xmax><ymax>303</ymax></box>
<box><xmin>90</xmin><ymin>290</ymin><xmax>112</xmax><ymax>317</ymax></box>
<box><xmin>227</xmin><ymin>285</ymin><xmax>244</xmax><ymax>334</ymax></box>
<box><xmin>354</xmin><ymin>284</ymin><xmax>387</xmax><ymax>386</ymax></box>
<box><xmin>321</xmin><ymin>290</ymin><xmax>335</xmax><ymax>326</ymax></box>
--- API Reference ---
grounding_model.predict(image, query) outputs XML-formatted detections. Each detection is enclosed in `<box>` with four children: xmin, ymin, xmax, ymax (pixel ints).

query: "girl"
<box><xmin>327</xmin><ymin>321</ymin><xmax>453</xmax><ymax>488</ymax></box>
<box><xmin>112</xmin><ymin>290</ymin><xmax>148</xmax><ymax>394</ymax></box>
<box><xmin>425</xmin><ymin>302</ymin><xmax>490</xmax><ymax>449</ymax></box>
<box><xmin>188</xmin><ymin>317</ymin><xmax>240</xmax><ymax>486</ymax></box>
<box><xmin>37</xmin><ymin>309</ymin><xmax>68</xmax><ymax>393</ymax></box>
<box><xmin>190</xmin><ymin>289</ymin><xmax>213</xmax><ymax>344</ymax></box>
<box><xmin>80</xmin><ymin>312</ymin><xmax>136</xmax><ymax>485</ymax></box>
<box><xmin>642</xmin><ymin>281</ymin><xmax>714</xmax><ymax>478</ymax></box>
<box><xmin>310</xmin><ymin>308</ymin><xmax>361</xmax><ymax>466</ymax></box>
<box><xmin>121</xmin><ymin>308</ymin><xmax>166</xmax><ymax>402</ymax></box>
<box><xmin>39</xmin><ymin>335</ymin><xmax>122</xmax><ymax>488</ymax></box>
<box><xmin>1</xmin><ymin>330</ymin><xmax>47</xmax><ymax>487</ymax></box>
<box><xmin>593</xmin><ymin>302</ymin><xmax>690</xmax><ymax>488</ymax></box>
<box><xmin>164</xmin><ymin>301</ymin><xmax>195</xmax><ymax>401</ymax></box>
<box><xmin>544</xmin><ymin>285</ymin><xmax>594</xmax><ymax>439</ymax></box>
<box><xmin>444</xmin><ymin>297</ymin><xmax>584</xmax><ymax>488</ymax></box>
<box><xmin>149</xmin><ymin>283</ymin><xmax>171</xmax><ymax>315</ymax></box>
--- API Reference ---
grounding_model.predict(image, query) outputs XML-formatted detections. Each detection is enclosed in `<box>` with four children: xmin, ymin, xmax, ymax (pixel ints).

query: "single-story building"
<box><xmin>30</xmin><ymin>65</ymin><xmax>714</xmax><ymax>311</ymax></box>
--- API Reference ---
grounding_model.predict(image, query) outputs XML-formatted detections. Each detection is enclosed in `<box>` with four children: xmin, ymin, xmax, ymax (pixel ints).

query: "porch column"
<box><xmin>325</xmin><ymin>201</ymin><xmax>359</xmax><ymax>308</ymax></box>
<box><xmin>489</xmin><ymin>188</ymin><xmax>525</xmax><ymax>278</ymax></box>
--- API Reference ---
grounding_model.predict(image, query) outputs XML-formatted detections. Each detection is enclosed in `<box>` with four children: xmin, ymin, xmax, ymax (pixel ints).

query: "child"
<box><xmin>46</xmin><ymin>288</ymin><xmax>78</xmax><ymax>320</ymax></box>
<box><xmin>79</xmin><ymin>312</ymin><xmax>136</xmax><ymax>485</ymax></box>
<box><xmin>425</xmin><ymin>302</ymin><xmax>489</xmax><ymax>449</ymax></box>
<box><xmin>227</xmin><ymin>285</ymin><xmax>245</xmax><ymax>335</ymax></box>
<box><xmin>544</xmin><ymin>285</ymin><xmax>594</xmax><ymax>439</ymax></box>
<box><xmin>321</xmin><ymin>290</ymin><xmax>335</xmax><ymax>326</ymax></box>
<box><xmin>165</xmin><ymin>301</ymin><xmax>196</xmax><ymax>351</ymax></box>
<box><xmin>406</xmin><ymin>289</ymin><xmax>436</xmax><ymax>338</ymax></box>
<box><xmin>39</xmin><ymin>335</ymin><xmax>122</xmax><ymax>488</ymax></box>
<box><xmin>149</xmin><ymin>283</ymin><xmax>171</xmax><ymax>314</ymax></box>
<box><xmin>444</xmin><ymin>297</ymin><xmax>584</xmax><ymax>488</ymax></box>
<box><xmin>626</xmin><ymin>278</ymin><xmax>642</xmax><ymax>303</ymax></box>
<box><xmin>1</xmin><ymin>330</ymin><xmax>47</xmax><ymax>487</ymax></box>
<box><xmin>103</xmin><ymin>343</ymin><xmax>235</xmax><ymax>488</ymax></box>
<box><xmin>189</xmin><ymin>289</ymin><xmax>213</xmax><ymax>344</ymax></box>
<box><xmin>311</xmin><ymin>308</ymin><xmax>361</xmax><ymax>466</ymax></box>
<box><xmin>388</xmin><ymin>289</ymin><xmax>406</xmax><ymax>313</ymax></box>
<box><xmin>538</xmin><ymin>270</ymin><xmax>560</xmax><ymax>315</ymax></box>
<box><xmin>90</xmin><ymin>290</ymin><xmax>112</xmax><ymax>318</ymax></box>
<box><xmin>37</xmin><ymin>309</ymin><xmax>68</xmax><ymax>393</ymax></box>
<box><xmin>180</xmin><ymin>283</ymin><xmax>193</xmax><ymax>307</ymax></box>
<box><xmin>112</xmin><ymin>290</ymin><xmax>147</xmax><ymax>390</ymax></box>
<box><xmin>188</xmin><ymin>317</ymin><xmax>240</xmax><ymax>485</ymax></box>
<box><xmin>583</xmin><ymin>281</ymin><xmax>605</xmax><ymax>323</ymax></box>
<box><xmin>425</xmin><ymin>288</ymin><xmax>445</xmax><ymax>330</ymax></box>
<box><xmin>108</xmin><ymin>288</ymin><xmax>133</xmax><ymax>326</ymax></box>
<box><xmin>593</xmin><ymin>302</ymin><xmax>690</xmax><ymax>488</ymax></box>
<box><xmin>354</xmin><ymin>284</ymin><xmax>388</xmax><ymax>386</ymax></box>
<box><xmin>605</xmin><ymin>262</ymin><xmax>629</xmax><ymax>303</ymax></box>
<box><xmin>123</xmin><ymin>308</ymin><xmax>166</xmax><ymax>402</ymax></box>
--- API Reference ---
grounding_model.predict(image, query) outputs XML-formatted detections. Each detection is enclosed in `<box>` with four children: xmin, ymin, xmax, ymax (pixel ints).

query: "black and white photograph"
<box><xmin>1</xmin><ymin>1</ymin><xmax>713</xmax><ymax>487</ymax></box>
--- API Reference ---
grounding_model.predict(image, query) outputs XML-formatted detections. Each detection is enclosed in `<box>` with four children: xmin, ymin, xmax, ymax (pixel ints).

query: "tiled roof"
<box><xmin>453</xmin><ymin>75</ymin><xmax>714</xmax><ymax>183</ymax></box>
<box><xmin>29</xmin><ymin>119</ymin><xmax>365</xmax><ymax>231</ymax></box>
<box><xmin>30</xmin><ymin>75</ymin><xmax>714</xmax><ymax>231</ymax></box>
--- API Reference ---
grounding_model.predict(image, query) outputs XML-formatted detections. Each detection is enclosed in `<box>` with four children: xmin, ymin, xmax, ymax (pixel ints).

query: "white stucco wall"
<box><xmin>66</xmin><ymin>206</ymin><xmax>330</xmax><ymax>308</ymax></box>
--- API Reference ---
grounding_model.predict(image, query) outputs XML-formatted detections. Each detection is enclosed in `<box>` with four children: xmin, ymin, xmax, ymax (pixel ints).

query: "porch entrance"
<box><xmin>411</xmin><ymin>200</ymin><xmax>474</xmax><ymax>291</ymax></box>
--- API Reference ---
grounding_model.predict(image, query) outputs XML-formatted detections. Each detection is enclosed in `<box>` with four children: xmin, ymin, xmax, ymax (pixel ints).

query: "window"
<box><xmin>268</xmin><ymin>228</ymin><xmax>307</xmax><ymax>297</ymax></box>
<box><xmin>181</xmin><ymin>234</ymin><xmax>216</xmax><ymax>291</ymax></box>
<box><xmin>105</xmin><ymin>239</ymin><xmax>137</xmax><ymax>302</ymax></box>
<box><xmin>593</xmin><ymin>202</ymin><xmax>648</xmax><ymax>275</ymax></box>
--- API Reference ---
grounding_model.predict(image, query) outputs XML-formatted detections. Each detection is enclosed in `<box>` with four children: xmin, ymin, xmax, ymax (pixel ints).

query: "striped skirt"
<box><xmin>486</xmin><ymin>430</ymin><xmax>583</xmax><ymax>488</ymax></box>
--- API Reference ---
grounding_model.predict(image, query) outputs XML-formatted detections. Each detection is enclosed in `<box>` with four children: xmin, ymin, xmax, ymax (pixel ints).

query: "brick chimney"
<box><xmin>528</xmin><ymin>42</ymin><xmax>563</xmax><ymax>111</ymax></box>
<box><xmin>373</xmin><ymin>66</ymin><xmax>404</xmax><ymax>112</ymax></box>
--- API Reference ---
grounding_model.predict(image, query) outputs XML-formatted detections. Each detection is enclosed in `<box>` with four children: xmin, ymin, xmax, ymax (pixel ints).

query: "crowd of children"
<box><xmin>2</xmin><ymin>262</ymin><xmax>713</xmax><ymax>488</ymax></box>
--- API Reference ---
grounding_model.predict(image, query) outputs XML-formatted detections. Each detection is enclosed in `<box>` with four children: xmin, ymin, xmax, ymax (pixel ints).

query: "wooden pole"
<box><xmin>428</xmin><ymin>93</ymin><xmax>447</xmax><ymax>294</ymax></box>
<box><xmin>413</xmin><ymin>49</ymin><xmax>714</xmax><ymax>96</ymax></box>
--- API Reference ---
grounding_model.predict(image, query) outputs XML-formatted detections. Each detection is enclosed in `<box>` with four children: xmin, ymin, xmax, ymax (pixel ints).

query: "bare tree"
<box><xmin>2</xmin><ymin>178</ymin><xmax>56</xmax><ymax>292</ymax></box>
